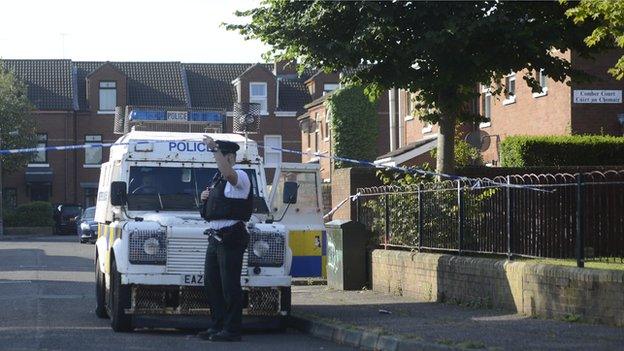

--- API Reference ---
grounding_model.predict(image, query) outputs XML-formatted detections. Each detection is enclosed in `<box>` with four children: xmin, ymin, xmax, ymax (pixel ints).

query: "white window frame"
<box><xmin>32</xmin><ymin>133</ymin><xmax>47</xmax><ymax>164</ymax></box>
<box><xmin>98</xmin><ymin>81</ymin><xmax>116</xmax><ymax>113</ymax></box>
<box><xmin>323</xmin><ymin>83</ymin><xmax>339</xmax><ymax>94</ymax></box>
<box><xmin>84</xmin><ymin>134</ymin><xmax>103</xmax><ymax>166</ymax></box>
<box><xmin>405</xmin><ymin>92</ymin><xmax>415</xmax><ymax>121</ymax></box>
<box><xmin>480</xmin><ymin>85</ymin><xmax>492</xmax><ymax>128</ymax></box>
<box><xmin>324</xmin><ymin>111</ymin><xmax>331</xmax><ymax>142</ymax></box>
<box><xmin>263</xmin><ymin>135</ymin><xmax>282</xmax><ymax>167</ymax></box>
<box><xmin>533</xmin><ymin>69</ymin><xmax>548</xmax><ymax>98</ymax></box>
<box><xmin>250</xmin><ymin>82</ymin><xmax>268</xmax><ymax>115</ymax></box>
<box><xmin>503</xmin><ymin>73</ymin><xmax>516</xmax><ymax>105</ymax></box>
<box><xmin>422</xmin><ymin>122</ymin><xmax>432</xmax><ymax>134</ymax></box>
<box><xmin>314</xmin><ymin>113</ymin><xmax>320</xmax><ymax>153</ymax></box>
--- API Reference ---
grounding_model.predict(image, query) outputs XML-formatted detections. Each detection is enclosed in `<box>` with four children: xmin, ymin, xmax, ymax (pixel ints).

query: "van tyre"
<box><xmin>95</xmin><ymin>257</ymin><xmax>108</xmax><ymax>319</ymax></box>
<box><xmin>278</xmin><ymin>287</ymin><xmax>292</xmax><ymax>331</ymax></box>
<box><xmin>110</xmin><ymin>259</ymin><xmax>133</xmax><ymax>332</ymax></box>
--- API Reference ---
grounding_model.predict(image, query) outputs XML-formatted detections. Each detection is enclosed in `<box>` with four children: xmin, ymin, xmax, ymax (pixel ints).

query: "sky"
<box><xmin>0</xmin><ymin>0</ymin><xmax>269</xmax><ymax>63</ymax></box>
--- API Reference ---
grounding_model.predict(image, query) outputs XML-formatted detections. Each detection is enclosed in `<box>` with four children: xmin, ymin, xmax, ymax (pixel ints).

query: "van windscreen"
<box><xmin>126</xmin><ymin>166</ymin><xmax>267</xmax><ymax>213</ymax></box>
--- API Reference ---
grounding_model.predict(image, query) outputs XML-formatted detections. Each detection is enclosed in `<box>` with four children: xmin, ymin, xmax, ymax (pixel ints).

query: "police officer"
<box><xmin>197</xmin><ymin>136</ymin><xmax>252</xmax><ymax>342</ymax></box>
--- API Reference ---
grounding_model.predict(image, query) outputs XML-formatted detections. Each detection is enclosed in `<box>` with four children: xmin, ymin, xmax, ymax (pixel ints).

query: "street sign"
<box><xmin>573</xmin><ymin>90</ymin><xmax>622</xmax><ymax>104</ymax></box>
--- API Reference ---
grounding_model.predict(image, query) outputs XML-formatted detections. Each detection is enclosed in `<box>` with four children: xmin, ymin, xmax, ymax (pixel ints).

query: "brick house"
<box><xmin>377</xmin><ymin>50</ymin><xmax>624</xmax><ymax>167</ymax></box>
<box><xmin>1</xmin><ymin>59</ymin><xmax>311</xmax><ymax>208</ymax></box>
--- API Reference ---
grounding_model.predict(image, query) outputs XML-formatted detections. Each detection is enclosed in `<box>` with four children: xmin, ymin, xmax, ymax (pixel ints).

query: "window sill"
<box><xmin>480</xmin><ymin>122</ymin><xmax>491</xmax><ymax>129</ymax></box>
<box><xmin>422</xmin><ymin>126</ymin><xmax>432</xmax><ymax>134</ymax></box>
<box><xmin>83</xmin><ymin>164</ymin><xmax>102</xmax><ymax>169</ymax></box>
<box><xmin>28</xmin><ymin>163</ymin><xmax>50</xmax><ymax>167</ymax></box>
<box><xmin>97</xmin><ymin>110</ymin><xmax>114</xmax><ymax>115</ymax></box>
<box><xmin>405</xmin><ymin>115</ymin><xmax>414</xmax><ymax>121</ymax></box>
<box><xmin>502</xmin><ymin>97</ymin><xmax>516</xmax><ymax>106</ymax></box>
<box><xmin>324</xmin><ymin>137</ymin><xmax>330</xmax><ymax>142</ymax></box>
<box><xmin>532</xmin><ymin>89</ymin><xmax>548</xmax><ymax>98</ymax></box>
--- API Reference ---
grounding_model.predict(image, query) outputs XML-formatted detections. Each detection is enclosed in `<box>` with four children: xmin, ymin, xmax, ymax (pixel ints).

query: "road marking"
<box><xmin>0</xmin><ymin>280</ymin><xmax>32</xmax><ymax>284</ymax></box>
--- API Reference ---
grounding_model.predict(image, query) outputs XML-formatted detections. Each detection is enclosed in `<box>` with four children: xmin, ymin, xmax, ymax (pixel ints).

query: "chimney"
<box><xmin>274</xmin><ymin>60</ymin><xmax>298</xmax><ymax>78</ymax></box>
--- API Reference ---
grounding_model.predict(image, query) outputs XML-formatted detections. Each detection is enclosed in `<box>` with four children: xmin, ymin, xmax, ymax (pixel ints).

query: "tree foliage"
<box><xmin>0</xmin><ymin>63</ymin><xmax>37</xmax><ymax>173</ymax></box>
<box><xmin>565</xmin><ymin>0</ymin><xmax>624</xmax><ymax>80</ymax></box>
<box><xmin>228</xmin><ymin>1</ymin><xmax>603</xmax><ymax>174</ymax></box>
<box><xmin>326</xmin><ymin>86</ymin><xmax>378</xmax><ymax>168</ymax></box>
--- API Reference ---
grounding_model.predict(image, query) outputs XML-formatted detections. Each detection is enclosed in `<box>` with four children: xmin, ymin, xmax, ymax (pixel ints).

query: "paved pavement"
<box><xmin>0</xmin><ymin>235</ymin><xmax>353</xmax><ymax>351</ymax></box>
<box><xmin>291</xmin><ymin>285</ymin><xmax>624</xmax><ymax>350</ymax></box>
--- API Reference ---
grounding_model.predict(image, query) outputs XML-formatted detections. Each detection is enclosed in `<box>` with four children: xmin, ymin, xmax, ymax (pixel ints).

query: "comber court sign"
<box><xmin>573</xmin><ymin>90</ymin><xmax>622</xmax><ymax>104</ymax></box>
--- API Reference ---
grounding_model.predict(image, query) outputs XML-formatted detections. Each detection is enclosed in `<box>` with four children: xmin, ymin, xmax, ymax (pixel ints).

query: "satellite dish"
<box><xmin>465</xmin><ymin>129</ymin><xmax>491</xmax><ymax>152</ymax></box>
<box><xmin>233</xmin><ymin>102</ymin><xmax>261</xmax><ymax>134</ymax></box>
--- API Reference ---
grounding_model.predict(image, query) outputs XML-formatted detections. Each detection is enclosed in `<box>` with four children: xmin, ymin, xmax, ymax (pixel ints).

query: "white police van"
<box><xmin>94</xmin><ymin>131</ymin><xmax>295</xmax><ymax>332</ymax></box>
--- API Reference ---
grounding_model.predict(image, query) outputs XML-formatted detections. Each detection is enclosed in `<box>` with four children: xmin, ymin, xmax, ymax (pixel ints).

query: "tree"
<box><xmin>565</xmin><ymin>0</ymin><xmax>624</xmax><ymax>80</ymax></box>
<box><xmin>0</xmin><ymin>63</ymin><xmax>37</xmax><ymax>173</ymax></box>
<box><xmin>228</xmin><ymin>1</ymin><xmax>602</xmax><ymax>174</ymax></box>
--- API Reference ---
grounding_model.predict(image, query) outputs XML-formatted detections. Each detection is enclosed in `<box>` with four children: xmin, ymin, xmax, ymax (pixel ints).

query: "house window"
<box><xmin>405</xmin><ymin>92</ymin><xmax>415</xmax><ymax>120</ymax></box>
<box><xmin>533</xmin><ymin>69</ymin><xmax>548</xmax><ymax>98</ymax></box>
<box><xmin>250</xmin><ymin>82</ymin><xmax>268</xmax><ymax>114</ymax></box>
<box><xmin>323</xmin><ymin>83</ymin><xmax>339</xmax><ymax>94</ymax></box>
<box><xmin>307</xmin><ymin>82</ymin><xmax>315</xmax><ymax>95</ymax></box>
<box><xmin>314</xmin><ymin>113</ymin><xmax>320</xmax><ymax>152</ymax></box>
<box><xmin>3</xmin><ymin>188</ymin><xmax>17</xmax><ymax>210</ymax></box>
<box><xmin>99</xmin><ymin>81</ymin><xmax>116</xmax><ymax>112</ymax></box>
<box><xmin>264</xmin><ymin>135</ymin><xmax>282</xmax><ymax>167</ymax></box>
<box><xmin>33</xmin><ymin>133</ymin><xmax>47</xmax><ymax>163</ymax></box>
<box><xmin>306</xmin><ymin>125</ymin><xmax>311</xmax><ymax>150</ymax></box>
<box><xmin>504</xmin><ymin>73</ymin><xmax>516</xmax><ymax>105</ymax></box>
<box><xmin>85</xmin><ymin>135</ymin><xmax>102</xmax><ymax>165</ymax></box>
<box><xmin>480</xmin><ymin>86</ymin><xmax>491</xmax><ymax>128</ymax></box>
<box><xmin>30</xmin><ymin>183</ymin><xmax>50</xmax><ymax>202</ymax></box>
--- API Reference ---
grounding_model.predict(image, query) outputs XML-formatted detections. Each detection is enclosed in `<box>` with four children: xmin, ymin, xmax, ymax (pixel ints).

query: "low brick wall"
<box><xmin>372</xmin><ymin>250</ymin><xmax>624</xmax><ymax>327</ymax></box>
<box><xmin>4</xmin><ymin>227</ymin><xmax>53</xmax><ymax>235</ymax></box>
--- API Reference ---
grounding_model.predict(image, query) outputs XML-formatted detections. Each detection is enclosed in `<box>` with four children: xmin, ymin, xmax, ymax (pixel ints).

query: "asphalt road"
<box><xmin>0</xmin><ymin>235</ymin><xmax>353</xmax><ymax>351</ymax></box>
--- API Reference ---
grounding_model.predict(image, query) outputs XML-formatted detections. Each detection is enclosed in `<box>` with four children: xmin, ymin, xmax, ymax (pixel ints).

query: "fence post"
<box><xmin>457</xmin><ymin>181</ymin><xmax>464</xmax><ymax>255</ymax></box>
<box><xmin>384</xmin><ymin>193</ymin><xmax>390</xmax><ymax>249</ymax></box>
<box><xmin>506</xmin><ymin>176</ymin><xmax>513</xmax><ymax>260</ymax></box>
<box><xmin>575</xmin><ymin>173</ymin><xmax>585</xmax><ymax>268</ymax></box>
<box><xmin>417</xmin><ymin>183</ymin><xmax>423</xmax><ymax>251</ymax></box>
<box><xmin>356</xmin><ymin>194</ymin><xmax>361</xmax><ymax>223</ymax></box>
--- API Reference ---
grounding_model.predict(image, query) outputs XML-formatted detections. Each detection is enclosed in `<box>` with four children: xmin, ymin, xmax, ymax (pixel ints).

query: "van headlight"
<box><xmin>80</xmin><ymin>223</ymin><xmax>90</xmax><ymax>231</ymax></box>
<box><xmin>129</xmin><ymin>229</ymin><xmax>167</xmax><ymax>265</ymax></box>
<box><xmin>248</xmin><ymin>231</ymin><xmax>284</xmax><ymax>267</ymax></box>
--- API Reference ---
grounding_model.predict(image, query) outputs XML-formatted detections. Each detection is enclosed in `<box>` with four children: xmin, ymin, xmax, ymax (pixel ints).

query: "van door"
<box><xmin>268</xmin><ymin>163</ymin><xmax>326</xmax><ymax>277</ymax></box>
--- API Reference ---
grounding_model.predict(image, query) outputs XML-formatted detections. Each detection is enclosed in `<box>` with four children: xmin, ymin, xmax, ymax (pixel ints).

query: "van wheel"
<box><xmin>95</xmin><ymin>257</ymin><xmax>108</xmax><ymax>319</ymax></box>
<box><xmin>110</xmin><ymin>259</ymin><xmax>133</xmax><ymax>332</ymax></box>
<box><xmin>278</xmin><ymin>287</ymin><xmax>292</xmax><ymax>331</ymax></box>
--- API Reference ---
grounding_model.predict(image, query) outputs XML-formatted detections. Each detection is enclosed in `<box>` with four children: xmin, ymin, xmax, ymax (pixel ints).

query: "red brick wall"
<box><xmin>571</xmin><ymin>49</ymin><xmax>624</xmax><ymax>136</ymax></box>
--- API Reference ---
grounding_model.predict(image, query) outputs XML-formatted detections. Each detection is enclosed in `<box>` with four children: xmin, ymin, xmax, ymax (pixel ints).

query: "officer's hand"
<box><xmin>200</xmin><ymin>187</ymin><xmax>210</xmax><ymax>201</ymax></box>
<box><xmin>203</xmin><ymin>135</ymin><xmax>217</xmax><ymax>150</ymax></box>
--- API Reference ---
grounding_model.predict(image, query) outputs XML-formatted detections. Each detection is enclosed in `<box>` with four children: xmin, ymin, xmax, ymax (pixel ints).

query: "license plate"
<box><xmin>183</xmin><ymin>274</ymin><xmax>204</xmax><ymax>286</ymax></box>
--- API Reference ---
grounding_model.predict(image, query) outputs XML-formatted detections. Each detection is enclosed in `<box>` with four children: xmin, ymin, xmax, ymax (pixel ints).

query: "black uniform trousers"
<box><xmin>204</xmin><ymin>222</ymin><xmax>249</xmax><ymax>335</ymax></box>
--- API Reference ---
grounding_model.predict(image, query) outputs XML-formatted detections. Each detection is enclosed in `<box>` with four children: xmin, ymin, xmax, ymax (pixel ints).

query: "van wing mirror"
<box><xmin>283</xmin><ymin>181</ymin><xmax>298</xmax><ymax>204</ymax></box>
<box><xmin>110</xmin><ymin>181</ymin><xmax>128</xmax><ymax>206</ymax></box>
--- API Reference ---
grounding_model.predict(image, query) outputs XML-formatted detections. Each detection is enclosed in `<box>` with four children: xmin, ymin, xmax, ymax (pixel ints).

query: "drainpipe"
<box><xmin>398</xmin><ymin>90</ymin><xmax>404</xmax><ymax>148</ymax></box>
<box><xmin>388</xmin><ymin>88</ymin><xmax>398</xmax><ymax>151</ymax></box>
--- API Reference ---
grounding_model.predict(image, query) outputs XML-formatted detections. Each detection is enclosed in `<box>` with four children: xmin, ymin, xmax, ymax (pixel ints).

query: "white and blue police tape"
<box><xmin>0</xmin><ymin>140</ymin><xmax>550</xmax><ymax>193</ymax></box>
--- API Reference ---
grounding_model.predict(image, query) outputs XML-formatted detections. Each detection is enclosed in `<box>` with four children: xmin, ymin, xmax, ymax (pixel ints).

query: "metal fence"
<box><xmin>356</xmin><ymin>171</ymin><xmax>624</xmax><ymax>266</ymax></box>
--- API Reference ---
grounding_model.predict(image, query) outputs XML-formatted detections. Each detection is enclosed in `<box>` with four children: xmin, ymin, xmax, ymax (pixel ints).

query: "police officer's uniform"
<box><xmin>200</xmin><ymin>141</ymin><xmax>252</xmax><ymax>341</ymax></box>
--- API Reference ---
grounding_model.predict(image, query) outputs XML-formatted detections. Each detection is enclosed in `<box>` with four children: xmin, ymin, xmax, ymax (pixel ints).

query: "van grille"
<box><xmin>166</xmin><ymin>236</ymin><xmax>248</xmax><ymax>275</ymax></box>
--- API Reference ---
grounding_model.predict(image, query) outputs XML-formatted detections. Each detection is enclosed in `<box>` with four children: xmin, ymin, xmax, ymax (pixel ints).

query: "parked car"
<box><xmin>53</xmin><ymin>204</ymin><xmax>82</xmax><ymax>235</ymax></box>
<box><xmin>77</xmin><ymin>206</ymin><xmax>97</xmax><ymax>244</ymax></box>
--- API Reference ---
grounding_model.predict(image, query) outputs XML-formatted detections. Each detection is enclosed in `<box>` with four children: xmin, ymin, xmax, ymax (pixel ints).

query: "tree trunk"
<box><xmin>436</xmin><ymin>113</ymin><xmax>456</xmax><ymax>176</ymax></box>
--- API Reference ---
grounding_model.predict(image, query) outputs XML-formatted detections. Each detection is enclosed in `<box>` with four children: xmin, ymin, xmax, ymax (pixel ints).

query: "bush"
<box><xmin>500</xmin><ymin>135</ymin><xmax>624</xmax><ymax>167</ymax></box>
<box><xmin>326</xmin><ymin>85</ymin><xmax>378</xmax><ymax>168</ymax></box>
<box><xmin>4</xmin><ymin>201</ymin><xmax>54</xmax><ymax>227</ymax></box>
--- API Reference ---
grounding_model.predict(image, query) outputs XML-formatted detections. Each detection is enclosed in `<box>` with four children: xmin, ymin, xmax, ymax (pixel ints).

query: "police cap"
<box><xmin>216</xmin><ymin>140</ymin><xmax>240</xmax><ymax>154</ymax></box>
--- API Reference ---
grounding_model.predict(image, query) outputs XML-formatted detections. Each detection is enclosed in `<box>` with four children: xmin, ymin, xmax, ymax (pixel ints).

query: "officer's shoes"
<box><xmin>197</xmin><ymin>328</ymin><xmax>221</xmax><ymax>340</ymax></box>
<box><xmin>208</xmin><ymin>330</ymin><xmax>242</xmax><ymax>342</ymax></box>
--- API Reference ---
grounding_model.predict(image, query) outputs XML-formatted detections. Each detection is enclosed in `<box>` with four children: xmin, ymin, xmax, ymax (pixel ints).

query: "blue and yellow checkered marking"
<box><xmin>289</xmin><ymin>230</ymin><xmax>326</xmax><ymax>278</ymax></box>
<box><xmin>98</xmin><ymin>223</ymin><xmax>122</xmax><ymax>274</ymax></box>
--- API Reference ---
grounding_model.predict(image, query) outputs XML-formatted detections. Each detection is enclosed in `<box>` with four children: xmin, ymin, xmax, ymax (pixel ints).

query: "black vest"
<box><xmin>201</xmin><ymin>174</ymin><xmax>253</xmax><ymax>221</ymax></box>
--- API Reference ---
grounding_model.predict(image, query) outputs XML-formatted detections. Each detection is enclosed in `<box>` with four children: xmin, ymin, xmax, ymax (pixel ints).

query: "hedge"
<box><xmin>500</xmin><ymin>135</ymin><xmax>624</xmax><ymax>167</ymax></box>
<box><xmin>326</xmin><ymin>86</ymin><xmax>378</xmax><ymax>168</ymax></box>
<box><xmin>3</xmin><ymin>201</ymin><xmax>54</xmax><ymax>227</ymax></box>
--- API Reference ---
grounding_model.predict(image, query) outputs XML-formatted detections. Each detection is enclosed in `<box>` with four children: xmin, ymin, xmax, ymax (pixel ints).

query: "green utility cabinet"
<box><xmin>326</xmin><ymin>220</ymin><xmax>367</xmax><ymax>290</ymax></box>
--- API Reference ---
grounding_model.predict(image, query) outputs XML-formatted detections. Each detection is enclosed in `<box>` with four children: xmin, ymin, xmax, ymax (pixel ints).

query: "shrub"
<box><xmin>500</xmin><ymin>135</ymin><xmax>624</xmax><ymax>167</ymax></box>
<box><xmin>4</xmin><ymin>201</ymin><xmax>54</xmax><ymax>227</ymax></box>
<box><xmin>326</xmin><ymin>85</ymin><xmax>378</xmax><ymax>168</ymax></box>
